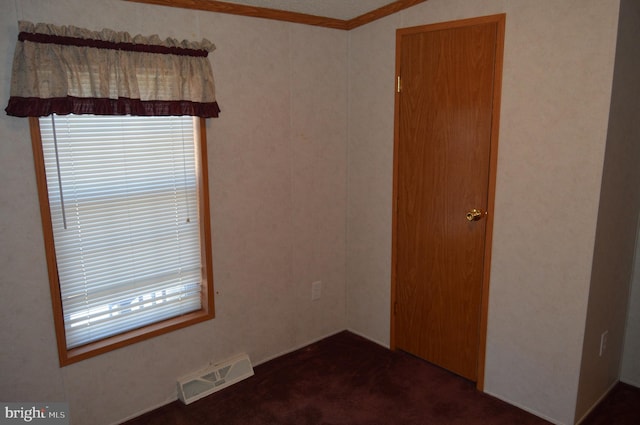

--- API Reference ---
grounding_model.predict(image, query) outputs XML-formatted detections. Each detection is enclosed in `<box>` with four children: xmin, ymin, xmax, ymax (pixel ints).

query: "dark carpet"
<box><xmin>582</xmin><ymin>382</ymin><xmax>640</xmax><ymax>425</ymax></box>
<box><xmin>123</xmin><ymin>331</ymin><xmax>638</xmax><ymax>425</ymax></box>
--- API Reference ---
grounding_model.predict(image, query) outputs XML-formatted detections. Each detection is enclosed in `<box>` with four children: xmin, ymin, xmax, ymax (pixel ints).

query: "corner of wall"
<box><xmin>575</xmin><ymin>0</ymin><xmax>640</xmax><ymax>421</ymax></box>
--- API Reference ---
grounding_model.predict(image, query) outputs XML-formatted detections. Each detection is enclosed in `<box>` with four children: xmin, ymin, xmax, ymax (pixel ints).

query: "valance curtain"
<box><xmin>5</xmin><ymin>21</ymin><xmax>220</xmax><ymax>118</ymax></box>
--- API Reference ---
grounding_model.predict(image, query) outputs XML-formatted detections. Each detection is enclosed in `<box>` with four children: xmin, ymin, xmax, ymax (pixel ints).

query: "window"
<box><xmin>6</xmin><ymin>21</ymin><xmax>219</xmax><ymax>365</ymax></box>
<box><xmin>30</xmin><ymin>115</ymin><xmax>214</xmax><ymax>366</ymax></box>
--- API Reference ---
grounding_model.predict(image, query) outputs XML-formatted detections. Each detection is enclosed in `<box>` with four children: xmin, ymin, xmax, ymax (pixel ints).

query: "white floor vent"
<box><xmin>177</xmin><ymin>353</ymin><xmax>254</xmax><ymax>404</ymax></box>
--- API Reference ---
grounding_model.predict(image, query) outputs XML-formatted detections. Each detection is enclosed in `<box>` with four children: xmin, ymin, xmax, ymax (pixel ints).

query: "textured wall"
<box><xmin>623</xmin><ymin>236</ymin><xmax>640</xmax><ymax>387</ymax></box>
<box><xmin>346</xmin><ymin>1</ymin><xmax>619</xmax><ymax>424</ymax></box>
<box><xmin>617</xmin><ymin>0</ymin><xmax>640</xmax><ymax>391</ymax></box>
<box><xmin>484</xmin><ymin>3</ymin><xmax>618</xmax><ymax>424</ymax></box>
<box><xmin>346</xmin><ymin>12</ymin><xmax>398</xmax><ymax>348</ymax></box>
<box><xmin>0</xmin><ymin>1</ymin><xmax>348</xmax><ymax>424</ymax></box>
<box><xmin>574</xmin><ymin>0</ymin><xmax>640</xmax><ymax>418</ymax></box>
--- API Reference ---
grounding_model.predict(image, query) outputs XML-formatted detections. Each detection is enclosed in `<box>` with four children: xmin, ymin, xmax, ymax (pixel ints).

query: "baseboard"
<box><xmin>252</xmin><ymin>328</ymin><xmax>348</xmax><ymax>367</ymax></box>
<box><xmin>483</xmin><ymin>390</ymin><xmax>567</xmax><ymax>425</ymax></box>
<box><xmin>620</xmin><ymin>377</ymin><xmax>640</xmax><ymax>388</ymax></box>
<box><xmin>346</xmin><ymin>328</ymin><xmax>390</xmax><ymax>349</ymax></box>
<box><xmin>110</xmin><ymin>395</ymin><xmax>177</xmax><ymax>425</ymax></box>
<box><xmin>574</xmin><ymin>380</ymin><xmax>619</xmax><ymax>425</ymax></box>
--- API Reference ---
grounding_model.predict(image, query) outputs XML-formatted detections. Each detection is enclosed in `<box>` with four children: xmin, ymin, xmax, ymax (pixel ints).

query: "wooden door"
<box><xmin>392</xmin><ymin>15</ymin><xmax>505</xmax><ymax>384</ymax></box>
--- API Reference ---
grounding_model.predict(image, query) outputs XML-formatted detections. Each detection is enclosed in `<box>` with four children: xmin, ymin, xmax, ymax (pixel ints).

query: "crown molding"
<box><xmin>346</xmin><ymin>0</ymin><xmax>427</xmax><ymax>29</ymax></box>
<box><xmin>123</xmin><ymin>0</ymin><xmax>428</xmax><ymax>30</ymax></box>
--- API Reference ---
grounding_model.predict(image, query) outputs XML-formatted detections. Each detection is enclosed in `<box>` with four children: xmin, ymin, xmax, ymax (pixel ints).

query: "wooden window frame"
<box><xmin>29</xmin><ymin>117</ymin><xmax>215</xmax><ymax>367</ymax></box>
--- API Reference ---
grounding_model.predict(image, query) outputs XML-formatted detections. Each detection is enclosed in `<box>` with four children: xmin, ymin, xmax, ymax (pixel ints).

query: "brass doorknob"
<box><xmin>466</xmin><ymin>209</ymin><xmax>484</xmax><ymax>221</ymax></box>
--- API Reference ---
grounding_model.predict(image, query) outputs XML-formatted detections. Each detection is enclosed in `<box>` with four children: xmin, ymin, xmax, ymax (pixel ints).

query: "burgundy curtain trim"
<box><xmin>5</xmin><ymin>96</ymin><xmax>220</xmax><ymax>118</ymax></box>
<box><xmin>18</xmin><ymin>31</ymin><xmax>209</xmax><ymax>57</ymax></box>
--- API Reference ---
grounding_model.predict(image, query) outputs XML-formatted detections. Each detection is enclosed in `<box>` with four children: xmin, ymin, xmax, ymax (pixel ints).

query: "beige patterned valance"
<box><xmin>5</xmin><ymin>21</ymin><xmax>220</xmax><ymax>118</ymax></box>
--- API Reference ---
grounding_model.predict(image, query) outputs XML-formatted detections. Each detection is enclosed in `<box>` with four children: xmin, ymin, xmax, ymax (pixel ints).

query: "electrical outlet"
<box><xmin>599</xmin><ymin>330</ymin><xmax>608</xmax><ymax>357</ymax></box>
<box><xmin>311</xmin><ymin>281</ymin><xmax>322</xmax><ymax>301</ymax></box>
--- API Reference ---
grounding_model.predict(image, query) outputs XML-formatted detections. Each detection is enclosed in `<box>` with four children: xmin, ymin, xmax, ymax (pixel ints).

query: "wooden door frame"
<box><xmin>390</xmin><ymin>13</ymin><xmax>505</xmax><ymax>391</ymax></box>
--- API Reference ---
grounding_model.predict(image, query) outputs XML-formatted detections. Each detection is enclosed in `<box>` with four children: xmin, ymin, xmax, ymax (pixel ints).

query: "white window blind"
<box><xmin>39</xmin><ymin>114</ymin><xmax>203</xmax><ymax>349</ymax></box>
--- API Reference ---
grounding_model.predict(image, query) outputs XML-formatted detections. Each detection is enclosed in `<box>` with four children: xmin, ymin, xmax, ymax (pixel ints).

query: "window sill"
<box><xmin>59</xmin><ymin>308</ymin><xmax>214</xmax><ymax>367</ymax></box>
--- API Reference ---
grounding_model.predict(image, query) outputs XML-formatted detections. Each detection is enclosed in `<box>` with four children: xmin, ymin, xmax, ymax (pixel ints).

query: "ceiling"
<box><xmin>220</xmin><ymin>0</ymin><xmax>396</xmax><ymax>20</ymax></box>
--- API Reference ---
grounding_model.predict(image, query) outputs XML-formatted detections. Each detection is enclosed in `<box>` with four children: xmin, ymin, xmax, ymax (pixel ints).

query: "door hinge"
<box><xmin>396</xmin><ymin>75</ymin><xmax>402</xmax><ymax>93</ymax></box>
